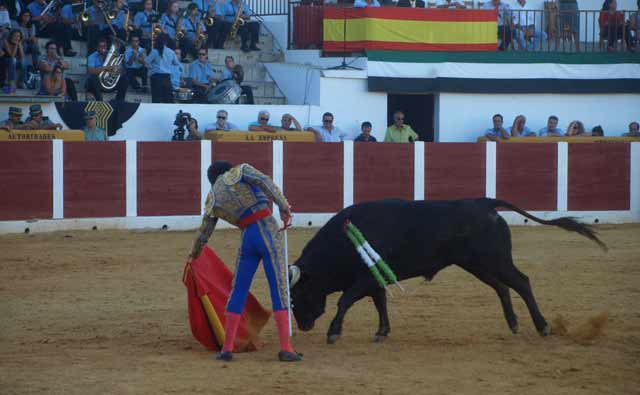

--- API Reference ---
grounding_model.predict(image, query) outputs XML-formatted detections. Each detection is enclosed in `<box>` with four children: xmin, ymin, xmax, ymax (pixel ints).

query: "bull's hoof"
<box><xmin>373</xmin><ymin>334</ymin><xmax>388</xmax><ymax>343</ymax></box>
<box><xmin>327</xmin><ymin>334</ymin><xmax>340</xmax><ymax>344</ymax></box>
<box><xmin>539</xmin><ymin>324</ymin><xmax>551</xmax><ymax>337</ymax></box>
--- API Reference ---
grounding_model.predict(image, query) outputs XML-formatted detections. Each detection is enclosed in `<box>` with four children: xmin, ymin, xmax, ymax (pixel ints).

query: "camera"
<box><xmin>172</xmin><ymin>110</ymin><xmax>192</xmax><ymax>141</ymax></box>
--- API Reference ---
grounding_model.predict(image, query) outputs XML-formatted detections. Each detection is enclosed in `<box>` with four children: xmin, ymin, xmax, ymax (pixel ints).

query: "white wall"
<box><xmin>285</xmin><ymin>50</ymin><xmax>368</xmax><ymax>69</ymax></box>
<box><xmin>264</xmin><ymin>63</ymin><xmax>322</xmax><ymax>105</ymax></box>
<box><xmin>437</xmin><ymin>93</ymin><xmax>640</xmax><ymax>142</ymax></box>
<box><xmin>260</xmin><ymin>15</ymin><xmax>288</xmax><ymax>52</ymax></box>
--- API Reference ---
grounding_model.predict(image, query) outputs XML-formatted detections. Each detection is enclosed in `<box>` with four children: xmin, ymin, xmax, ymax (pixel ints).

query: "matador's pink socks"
<box><xmin>221</xmin><ymin>312</ymin><xmax>241</xmax><ymax>353</ymax></box>
<box><xmin>274</xmin><ymin>310</ymin><xmax>295</xmax><ymax>353</ymax></box>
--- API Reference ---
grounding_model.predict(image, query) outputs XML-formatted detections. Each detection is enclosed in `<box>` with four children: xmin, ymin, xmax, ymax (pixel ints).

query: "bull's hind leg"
<box><xmin>459</xmin><ymin>263</ymin><xmax>519</xmax><ymax>334</ymax></box>
<box><xmin>372</xmin><ymin>287</ymin><xmax>390</xmax><ymax>342</ymax></box>
<box><xmin>327</xmin><ymin>277</ymin><xmax>373</xmax><ymax>344</ymax></box>
<box><xmin>497</xmin><ymin>260</ymin><xmax>550</xmax><ymax>336</ymax></box>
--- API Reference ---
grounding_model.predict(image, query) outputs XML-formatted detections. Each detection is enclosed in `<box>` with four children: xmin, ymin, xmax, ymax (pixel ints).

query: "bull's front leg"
<box><xmin>327</xmin><ymin>278</ymin><xmax>371</xmax><ymax>344</ymax></box>
<box><xmin>372</xmin><ymin>288</ymin><xmax>390</xmax><ymax>342</ymax></box>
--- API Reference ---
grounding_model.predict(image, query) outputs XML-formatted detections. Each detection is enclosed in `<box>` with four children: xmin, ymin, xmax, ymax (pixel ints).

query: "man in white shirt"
<box><xmin>353</xmin><ymin>0</ymin><xmax>381</xmax><ymax>7</ymax></box>
<box><xmin>436</xmin><ymin>0</ymin><xmax>466</xmax><ymax>9</ymax></box>
<box><xmin>512</xmin><ymin>0</ymin><xmax>547</xmax><ymax>50</ymax></box>
<box><xmin>306</xmin><ymin>112</ymin><xmax>349</xmax><ymax>142</ymax></box>
<box><xmin>204</xmin><ymin>109</ymin><xmax>239</xmax><ymax>132</ymax></box>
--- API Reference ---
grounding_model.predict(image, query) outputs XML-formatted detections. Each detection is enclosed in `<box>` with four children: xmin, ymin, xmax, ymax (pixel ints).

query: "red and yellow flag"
<box><xmin>323</xmin><ymin>8</ymin><xmax>498</xmax><ymax>52</ymax></box>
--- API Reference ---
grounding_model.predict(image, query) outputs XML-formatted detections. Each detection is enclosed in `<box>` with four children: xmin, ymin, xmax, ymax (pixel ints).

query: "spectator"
<box><xmin>565</xmin><ymin>120</ymin><xmax>587</xmax><ymax>136</ymax></box>
<box><xmin>306</xmin><ymin>112</ymin><xmax>348</xmax><ymax>142</ymax></box>
<box><xmin>186</xmin><ymin>117</ymin><xmax>203</xmax><ymax>140</ymax></box>
<box><xmin>40</xmin><ymin>65</ymin><xmax>68</xmax><ymax>98</ymax></box>
<box><xmin>87</xmin><ymin>38</ymin><xmax>129</xmax><ymax>102</ymax></box>
<box><xmin>133</xmin><ymin>0</ymin><xmax>158</xmax><ymax>50</ymax></box>
<box><xmin>110</xmin><ymin>0</ymin><xmax>129</xmax><ymax>43</ymax></box>
<box><xmin>508</xmin><ymin>114</ymin><xmax>535</xmax><ymax>137</ymax></box>
<box><xmin>160</xmin><ymin>0</ymin><xmax>180</xmax><ymax>49</ymax></box>
<box><xmin>177</xmin><ymin>3</ymin><xmax>201</xmax><ymax>61</ymax></box>
<box><xmin>483</xmin><ymin>0</ymin><xmax>512</xmax><ymax>51</ymax></box>
<box><xmin>13</xmin><ymin>10</ymin><xmax>39</xmax><ymax>69</ymax></box>
<box><xmin>538</xmin><ymin>115</ymin><xmax>563</xmax><ymax>137</ymax></box>
<box><xmin>60</xmin><ymin>0</ymin><xmax>81</xmax><ymax>41</ymax></box>
<box><xmin>355</xmin><ymin>121</ymin><xmax>377</xmax><ymax>142</ymax></box>
<box><xmin>38</xmin><ymin>40</ymin><xmax>77</xmax><ymax>101</ymax></box>
<box><xmin>599</xmin><ymin>0</ymin><xmax>632</xmax><ymax>52</ymax></box>
<box><xmin>204</xmin><ymin>110</ymin><xmax>239</xmax><ymax>131</ymax></box>
<box><xmin>230</xmin><ymin>0</ymin><xmax>260</xmax><ymax>52</ymax></box>
<box><xmin>279</xmin><ymin>113</ymin><xmax>301</xmax><ymax>131</ymax></box>
<box><xmin>1</xmin><ymin>106</ymin><xmax>26</xmax><ymax>129</ymax></box>
<box><xmin>189</xmin><ymin>48</ymin><xmax>216</xmax><ymax>103</ymax></box>
<box><xmin>354</xmin><ymin>0</ymin><xmax>381</xmax><ymax>7</ymax></box>
<box><xmin>220</xmin><ymin>55</ymin><xmax>254</xmax><ymax>104</ymax></box>
<box><xmin>86</xmin><ymin>0</ymin><xmax>110</xmax><ymax>54</ymax></box>
<box><xmin>622</xmin><ymin>121</ymin><xmax>640</xmax><ymax>137</ymax></box>
<box><xmin>28</xmin><ymin>0</ymin><xmax>75</xmax><ymax>56</ymax></box>
<box><xmin>0</xmin><ymin>3</ymin><xmax>10</xmax><ymax>36</ymax></box>
<box><xmin>24</xmin><ymin>104</ymin><xmax>62</xmax><ymax>130</ymax></box>
<box><xmin>145</xmin><ymin>33</ymin><xmax>180</xmax><ymax>103</ymax></box>
<box><xmin>2</xmin><ymin>29</ymin><xmax>26</xmax><ymax>93</ymax></box>
<box><xmin>397</xmin><ymin>0</ymin><xmax>426</xmax><ymax>6</ymax></box>
<box><xmin>512</xmin><ymin>0</ymin><xmax>547</xmax><ymax>51</ymax></box>
<box><xmin>83</xmin><ymin>111</ymin><xmax>107</xmax><ymax>141</ymax></box>
<box><xmin>249</xmin><ymin>110</ymin><xmax>278</xmax><ymax>132</ymax></box>
<box><xmin>384</xmin><ymin>110</ymin><xmax>418</xmax><ymax>143</ymax></box>
<box><xmin>170</xmin><ymin>47</ymin><xmax>183</xmax><ymax>90</ymax></box>
<box><xmin>209</xmin><ymin>0</ymin><xmax>232</xmax><ymax>49</ymax></box>
<box><xmin>436</xmin><ymin>0</ymin><xmax>465</xmax><ymax>9</ymax></box>
<box><xmin>125</xmin><ymin>35</ymin><xmax>148</xmax><ymax>93</ymax></box>
<box><xmin>630</xmin><ymin>0</ymin><xmax>639</xmax><ymax>50</ymax></box>
<box><xmin>558</xmin><ymin>0</ymin><xmax>580</xmax><ymax>51</ymax></box>
<box><xmin>591</xmin><ymin>125</ymin><xmax>604</xmax><ymax>136</ymax></box>
<box><xmin>484</xmin><ymin>113</ymin><xmax>510</xmax><ymax>141</ymax></box>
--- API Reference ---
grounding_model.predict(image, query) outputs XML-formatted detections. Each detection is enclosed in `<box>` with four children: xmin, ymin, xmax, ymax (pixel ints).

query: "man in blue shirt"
<box><xmin>219</xmin><ymin>55</ymin><xmax>253</xmax><ymax>104</ymax></box>
<box><xmin>178</xmin><ymin>3</ymin><xmax>201</xmax><ymax>61</ymax></box>
<box><xmin>83</xmin><ymin>111</ymin><xmax>108</xmax><ymax>141</ymax></box>
<box><xmin>483</xmin><ymin>0</ymin><xmax>512</xmax><ymax>50</ymax></box>
<box><xmin>144</xmin><ymin>33</ymin><xmax>180</xmax><ymax>102</ymax></box>
<box><xmin>133</xmin><ymin>0</ymin><xmax>158</xmax><ymax>49</ymax></box>
<box><xmin>207</xmin><ymin>0</ymin><xmax>232</xmax><ymax>49</ymax></box>
<box><xmin>87</xmin><ymin>38</ymin><xmax>129</xmax><ymax>102</ymax></box>
<box><xmin>354</xmin><ymin>0</ymin><xmax>381</xmax><ymax>7</ymax></box>
<box><xmin>28</xmin><ymin>0</ymin><xmax>76</xmax><ymax>56</ymax></box>
<box><xmin>354</xmin><ymin>121</ymin><xmax>377</xmax><ymax>142</ymax></box>
<box><xmin>229</xmin><ymin>0</ymin><xmax>260</xmax><ymax>52</ymax></box>
<box><xmin>111</xmin><ymin>0</ymin><xmax>129</xmax><ymax>42</ymax></box>
<box><xmin>160</xmin><ymin>0</ymin><xmax>180</xmax><ymax>49</ymax></box>
<box><xmin>86</xmin><ymin>0</ymin><xmax>110</xmax><ymax>53</ymax></box>
<box><xmin>125</xmin><ymin>35</ymin><xmax>148</xmax><ymax>92</ymax></box>
<box><xmin>483</xmin><ymin>113</ymin><xmax>510</xmax><ymax>141</ymax></box>
<box><xmin>170</xmin><ymin>47</ymin><xmax>184</xmax><ymax>90</ymax></box>
<box><xmin>188</xmin><ymin>48</ymin><xmax>216</xmax><ymax>102</ymax></box>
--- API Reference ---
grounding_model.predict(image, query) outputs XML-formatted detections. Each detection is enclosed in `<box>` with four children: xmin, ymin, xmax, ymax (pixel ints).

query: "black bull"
<box><xmin>289</xmin><ymin>198</ymin><xmax>607</xmax><ymax>344</ymax></box>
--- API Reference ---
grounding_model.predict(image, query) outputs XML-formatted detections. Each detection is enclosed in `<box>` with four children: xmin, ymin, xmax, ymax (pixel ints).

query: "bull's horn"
<box><xmin>289</xmin><ymin>265</ymin><xmax>300</xmax><ymax>287</ymax></box>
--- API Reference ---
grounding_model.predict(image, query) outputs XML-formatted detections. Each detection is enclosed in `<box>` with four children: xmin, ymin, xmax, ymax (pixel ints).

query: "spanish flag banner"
<box><xmin>323</xmin><ymin>7</ymin><xmax>498</xmax><ymax>52</ymax></box>
<box><xmin>183</xmin><ymin>246</ymin><xmax>271</xmax><ymax>352</ymax></box>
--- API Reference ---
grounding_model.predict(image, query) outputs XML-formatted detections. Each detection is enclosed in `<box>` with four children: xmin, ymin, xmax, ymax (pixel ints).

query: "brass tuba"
<box><xmin>229</xmin><ymin>0</ymin><xmax>245</xmax><ymax>39</ymax></box>
<box><xmin>99</xmin><ymin>43</ymin><xmax>124</xmax><ymax>90</ymax></box>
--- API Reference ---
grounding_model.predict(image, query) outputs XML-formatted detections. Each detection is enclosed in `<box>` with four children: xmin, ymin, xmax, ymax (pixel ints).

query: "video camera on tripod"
<box><xmin>172</xmin><ymin>110</ymin><xmax>192</xmax><ymax>141</ymax></box>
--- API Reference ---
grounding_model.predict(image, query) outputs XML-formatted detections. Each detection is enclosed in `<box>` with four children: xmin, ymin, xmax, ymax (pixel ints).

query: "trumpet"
<box><xmin>176</xmin><ymin>29</ymin><xmax>185</xmax><ymax>40</ymax></box>
<box><xmin>106</xmin><ymin>9</ymin><xmax>117</xmax><ymax>20</ymax></box>
<box><xmin>80</xmin><ymin>10</ymin><xmax>90</xmax><ymax>23</ymax></box>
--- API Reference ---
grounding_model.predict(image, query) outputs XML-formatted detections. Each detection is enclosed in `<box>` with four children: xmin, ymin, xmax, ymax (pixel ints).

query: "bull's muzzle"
<box><xmin>289</xmin><ymin>265</ymin><xmax>300</xmax><ymax>287</ymax></box>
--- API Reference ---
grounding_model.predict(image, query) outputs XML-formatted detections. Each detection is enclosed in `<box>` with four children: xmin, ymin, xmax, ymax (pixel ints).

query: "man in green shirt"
<box><xmin>384</xmin><ymin>110</ymin><xmax>418</xmax><ymax>143</ymax></box>
<box><xmin>82</xmin><ymin>111</ymin><xmax>108</xmax><ymax>141</ymax></box>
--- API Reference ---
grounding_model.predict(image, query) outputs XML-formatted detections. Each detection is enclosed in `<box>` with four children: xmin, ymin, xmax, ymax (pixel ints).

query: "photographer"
<box><xmin>186</xmin><ymin>117</ymin><xmax>203</xmax><ymax>141</ymax></box>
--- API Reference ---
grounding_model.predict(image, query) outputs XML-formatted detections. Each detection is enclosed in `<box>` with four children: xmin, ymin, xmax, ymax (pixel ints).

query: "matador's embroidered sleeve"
<box><xmin>240</xmin><ymin>164</ymin><xmax>291</xmax><ymax>211</ymax></box>
<box><xmin>190</xmin><ymin>192</ymin><xmax>219</xmax><ymax>259</ymax></box>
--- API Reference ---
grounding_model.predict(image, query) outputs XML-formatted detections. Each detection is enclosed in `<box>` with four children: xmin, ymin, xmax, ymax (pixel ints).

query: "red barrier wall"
<box><xmin>0</xmin><ymin>142</ymin><xmax>53</xmax><ymax>220</ymax></box>
<box><xmin>568</xmin><ymin>144</ymin><xmax>630</xmax><ymax>211</ymax></box>
<box><xmin>496</xmin><ymin>144</ymin><xmax>557</xmax><ymax>211</ymax></box>
<box><xmin>284</xmin><ymin>142</ymin><xmax>343</xmax><ymax>212</ymax></box>
<box><xmin>64</xmin><ymin>142</ymin><xmax>126</xmax><ymax>218</ymax></box>
<box><xmin>212</xmin><ymin>142</ymin><xmax>273</xmax><ymax>176</ymax></box>
<box><xmin>137</xmin><ymin>142</ymin><xmax>201</xmax><ymax>216</ymax></box>
<box><xmin>425</xmin><ymin>143</ymin><xmax>485</xmax><ymax>201</ymax></box>
<box><xmin>354</xmin><ymin>143</ymin><xmax>414</xmax><ymax>203</ymax></box>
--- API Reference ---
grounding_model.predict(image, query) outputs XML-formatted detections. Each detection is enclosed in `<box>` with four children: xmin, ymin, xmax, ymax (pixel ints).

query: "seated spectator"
<box><xmin>86</xmin><ymin>0</ymin><xmax>111</xmax><ymax>54</ymax></box>
<box><xmin>204</xmin><ymin>109</ymin><xmax>239</xmax><ymax>131</ymax></box>
<box><xmin>188</xmin><ymin>48</ymin><xmax>216</xmax><ymax>103</ymax></box>
<box><xmin>24</xmin><ymin>104</ymin><xmax>62</xmax><ymax>130</ymax></box>
<box><xmin>591</xmin><ymin>125</ymin><xmax>604</xmax><ymax>136</ymax></box>
<box><xmin>220</xmin><ymin>56</ymin><xmax>254</xmax><ymax>104</ymax></box>
<box><xmin>40</xmin><ymin>65</ymin><xmax>68</xmax><ymax>99</ymax></box>
<box><xmin>623</xmin><ymin>121</ymin><xmax>640</xmax><ymax>136</ymax></box>
<box><xmin>249</xmin><ymin>110</ymin><xmax>278</xmax><ymax>132</ymax></box>
<box><xmin>279</xmin><ymin>113</ymin><xmax>301</xmax><ymax>131</ymax></box>
<box><xmin>508</xmin><ymin>114</ymin><xmax>535</xmax><ymax>137</ymax></box>
<box><xmin>186</xmin><ymin>117</ymin><xmax>203</xmax><ymax>140</ymax></box>
<box><xmin>538</xmin><ymin>116</ymin><xmax>563</xmax><ymax>137</ymax></box>
<box><xmin>87</xmin><ymin>38</ymin><xmax>129</xmax><ymax>102</ymax></box>
<box><xmin>1</xmin><ymin>106</ymin><xmax>26</xmax><ymax>129</ymax></box>
<box><xmin>354</xmin><ymin>0</ymin><xmax>381</xmax><ymax>7</ymax></box>
<box><xmin>170</xmin><ymin>47</ymin><xmax>184</xmax><ymax>91</ymax></box>
<box><xmin>599</xmin><ymin>0</ymin><xmax>632</xmax><ymax>52</ymax></box>
<box><xmin>83</xmin><ymin>111</ymin><xmax>108</xmax><ymax>141</ymax></box>
<box><xmin>484</xmin><ymin>113</ymin><xmax>510</xmax><ymax>141</ymax></box>
<box><xmin>306</xmin><ymin>112</ymin><xmax>348</xmax><ymax>142</ymax></box>
<box><xmin>13</xmin><ymin>10</ymin><xmax>39</xmax><ymax>69</ymax></box>
<box><xmin>133</xmin><ymin>0</ymin><xmax>159</xmax><ymax>50</ymax></box>
<box><xmin>397</xmin><ymin>0</ymin><xmax>426</xmax><ymax>7</ymax></box>
<box><xmin>565</xmin><ymin>120</ymin><xmax>587</xmax><ymax>136</ymax></box>
<box><xmin>110</xmin><ymin>0</ymin><xmax>129</xmax><ymax>43</ymax></box>
<box><xmin>436</xmin><ymin>0</ymin><xmax>466</xmax><ymax>9</ymax></box>
<box><xmin>38</xmin><ymin>41</ymin><xmax>77</xmax><ymax>101</ymax></box>
<box><xmin>483</xmin><ymin>0</ymin><xmax>512</xmax><ymax>51</ymax></box>
<box><xmin>355</xmin><ymin>121</ymin><xmax>377</xmax><ymax>142</ymax></box>
<box><xmin>385</xmin><ymin>110</ymin><xmax>418</xmax><ymax>142</ymax></box>
<box><xmin>125</xmin><ymin>35</ymin><xmax>148</xmax><ymax>93</ymax></box>
<box><xmin>630</xmin><ymin>2</ymin><xmax>639</xmax><ymax>50</ymax></box>
<box><xmin>28</xmin><ymin>0</ymin><xmax>75</xmax><ymax>56</ymax></box>
<box><xmin>208</xmin><ymin>0</ymin><xmax>232</xmax><ymax>49</ymax></box>
<box><xmin>512</xmin><ymin>0</ymin><xmax>547</xmax><ymax>51</ymax></box>
<box><xmin>2</xmin><ymin>29</ymin><xmax>26</xmax><ymax>93</ymax></box>
<box><xmin>0</xmin><ymin>4</ymin><xmax>10</xmax><ymax>36</ymax></box>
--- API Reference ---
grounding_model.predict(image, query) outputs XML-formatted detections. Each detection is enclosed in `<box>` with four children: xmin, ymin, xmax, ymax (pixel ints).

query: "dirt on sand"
<box><xmin>1</xmin><ymin>224</ymin><xmax>639</xmax><ymax>394</ymax></box>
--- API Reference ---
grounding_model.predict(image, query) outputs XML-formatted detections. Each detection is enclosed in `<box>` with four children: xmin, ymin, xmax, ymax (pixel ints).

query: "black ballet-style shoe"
<box><xmin>216</xmin><ymin>351</ymin><xmax>233</xmax><ymax>361</ymax></box>
<box><xmin>278</xmin><ymin>351</ymin><xmax>303</xmax><ymax>362</ymax></box>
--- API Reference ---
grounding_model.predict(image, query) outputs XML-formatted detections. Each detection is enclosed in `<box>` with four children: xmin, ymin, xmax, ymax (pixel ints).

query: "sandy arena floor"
<box><xmin>1</xmin><ymin>224</ymin><xmax>639</xmax><ymax>394</ymax></box>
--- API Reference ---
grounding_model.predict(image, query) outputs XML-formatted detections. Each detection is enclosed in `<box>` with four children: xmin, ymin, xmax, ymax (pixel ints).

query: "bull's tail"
<box><xmin>488</xmin><ymin>199</ymin><xmax>608</xmax><ymax>252</ymax></box>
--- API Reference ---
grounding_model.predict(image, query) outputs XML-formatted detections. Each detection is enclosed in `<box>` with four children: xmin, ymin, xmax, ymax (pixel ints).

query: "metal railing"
<box><xmin>287</xmin><ymin>4</ymin><xmax>640</xmax><ymax>53</ymax></box>
<box><xmin>246</xmin><ymin>0</ymin><xmax>289</xmax><ymax>15</ymax></box>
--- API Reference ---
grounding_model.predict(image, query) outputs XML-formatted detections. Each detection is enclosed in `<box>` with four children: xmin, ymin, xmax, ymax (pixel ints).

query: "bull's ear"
<box><xmin>289</xmin><ymin>265</ymin><xmax>301</xmax><ymax>288</ymax></box>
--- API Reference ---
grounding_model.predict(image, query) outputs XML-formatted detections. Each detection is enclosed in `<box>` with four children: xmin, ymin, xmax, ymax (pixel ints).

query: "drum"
<box><xmin>174</xmin><ymin>88</ymin><xmax>194</xmax><ymax>102</ymax></box>
<box><xmin>207</xmin><ymin>80</ymin><xmax>242</xmax><ymax>104</ymax></box>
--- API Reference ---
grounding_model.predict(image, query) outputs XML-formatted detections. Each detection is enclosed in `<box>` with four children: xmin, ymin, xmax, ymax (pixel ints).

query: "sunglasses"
<box><xmin>217</xmin><ymin>115</ymin><xmax>226</xmax><ymax>119</ymax></box>
<box><xmin>260</xmin><ymin>117</ymin><xmax>269</xmax><ymax>121</ymax></box>
<box><xmin>199</xmin><ymin>53</ymin><xmax>207</xmax><ymax>56</ymax></box>
<box><xmin>323</xmin><ymin>119</ymin><xmax>332</xmax><ymax>123</ymax></box>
